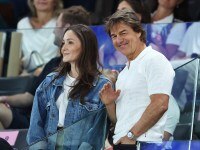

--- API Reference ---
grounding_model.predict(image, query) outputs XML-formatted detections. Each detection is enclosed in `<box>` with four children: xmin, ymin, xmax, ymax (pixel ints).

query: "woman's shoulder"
<box><xmin>17</xmin><ymin>17</ymin><xmax>31</xmax><ymax>29</ymax></box>
<box><xmin>94</xmin><ymin>74</ymin><xmax>111</xmax><ymax>87</ymax></box>
<box><xmin>39</xmin><ymin>72</ymin><xmax>58</xmax><ymax>87</ymax></box>
<box><xmin>45</xmin><ymin>72</ymin><xmax>59</xmax><ymax>81</ymax></box>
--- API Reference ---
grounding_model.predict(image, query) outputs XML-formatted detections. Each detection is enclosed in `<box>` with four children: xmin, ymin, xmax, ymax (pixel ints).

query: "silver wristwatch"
<box><xmin>127</xmin><ymin>131</ymin><xmax>137</xmax><ymax>140</ymax></box>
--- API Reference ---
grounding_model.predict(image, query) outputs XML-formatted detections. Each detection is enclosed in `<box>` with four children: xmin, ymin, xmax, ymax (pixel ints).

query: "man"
<box><xmin>0</xmin><ymin>6</ymin><xmax>90</xmax><ymax>130</ymax></box>
<box><xmin>100</xmin><ymin>9</ymin><xmax>175</xmax><ymax>150</ymax></box>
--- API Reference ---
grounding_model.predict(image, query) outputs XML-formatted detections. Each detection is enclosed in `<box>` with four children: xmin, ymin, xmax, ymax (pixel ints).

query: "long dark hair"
<box><xmin>55</xmin><ymin>24</ymin><xmax>102</xmax><ymax>103</ymax></box>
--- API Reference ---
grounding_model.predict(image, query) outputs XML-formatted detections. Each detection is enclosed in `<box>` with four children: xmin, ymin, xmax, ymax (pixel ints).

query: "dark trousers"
<box><xmin>113</xmin><ymin>142</ymin><xmax>164</xmax><ymax>150</ymax></box>
<box><xmin>113</xmin><ymin>143</ymin><xmax>137</xmax><ymax>150</ymax></box>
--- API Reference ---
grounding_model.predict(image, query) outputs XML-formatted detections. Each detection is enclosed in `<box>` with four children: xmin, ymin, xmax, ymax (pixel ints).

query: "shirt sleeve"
<box><xmin>145</xmin><ymin>54</ymin><xmax>175</xmax><ymax>96</ymax></box>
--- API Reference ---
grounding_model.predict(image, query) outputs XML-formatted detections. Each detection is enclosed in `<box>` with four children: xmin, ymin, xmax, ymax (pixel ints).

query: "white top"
<box><xmin>166</xmin><ymin>23</ymin><xmax>187</xmax><ymax>46</ymax></box>
<box><xmin>17</xmin><ymin>17</ymin><xmax>58</xmax><ymax>71</ymax></box>
<box><xmin>113</xmin><ymin>46</ymin><xmax>175</xmax><ymax>143</ymax></box>
<box><xmin>56</xmin><ymin>74</ymin><xmax>76</xmax><ymax>127</ymax></box>
<box><xmin>179</xmin><ymin>22</ymin><xmax>200</xmax><ymax>56</ymax></box>
<box><xmin>153</xmin><ymin>13</ymin><xmax>174</xmax><ymax>24</ymax></box>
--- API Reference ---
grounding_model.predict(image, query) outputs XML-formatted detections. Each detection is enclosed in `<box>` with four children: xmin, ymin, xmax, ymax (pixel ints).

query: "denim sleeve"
<box><xmin>27</xmin><ymin>81</ymin><xmax>48</xmax><ymax>145</ymax></box>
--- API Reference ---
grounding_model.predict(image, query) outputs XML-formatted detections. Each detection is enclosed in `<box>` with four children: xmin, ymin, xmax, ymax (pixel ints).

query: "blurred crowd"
<box><xmin>0</xmin><ymin>0</ymin><xmax>200</xmax><ymax>149</ymax></box>
<box><xmin>0</xmin><ymin>0</ymin><xmax>200</xmax><ymax>29</ymax></box>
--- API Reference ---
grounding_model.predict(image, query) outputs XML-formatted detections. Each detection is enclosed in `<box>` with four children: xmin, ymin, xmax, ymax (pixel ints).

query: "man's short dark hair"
<box><xmin>61</xmin><ymin>6</ymin><xmax>91</xmax><ymax>26</ymax></box>
<box><xmin>105</xmin><ymin>9</ymin><xmax>146</xmax><ymax>43</ymax></box>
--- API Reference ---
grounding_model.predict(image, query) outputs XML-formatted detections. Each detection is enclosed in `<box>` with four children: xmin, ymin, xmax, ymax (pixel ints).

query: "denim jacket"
<box><xmin>27</xmin><ymin>72</ymin><xmax>110</xmax><ymax>149</ymax></box>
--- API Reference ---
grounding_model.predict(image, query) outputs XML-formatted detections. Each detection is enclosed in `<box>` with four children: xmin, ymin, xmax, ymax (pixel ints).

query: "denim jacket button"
<box><xmin>51</xmin><ymin>114</ymin><xmax>55</xmax><ymax>118</ymax></box>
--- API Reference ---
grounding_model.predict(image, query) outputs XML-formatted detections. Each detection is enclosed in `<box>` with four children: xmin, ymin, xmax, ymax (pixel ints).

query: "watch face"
<box><xmin>127</xmin><ymin>132</ymin><xmax>133</xmax><ymax>138</ymax></box>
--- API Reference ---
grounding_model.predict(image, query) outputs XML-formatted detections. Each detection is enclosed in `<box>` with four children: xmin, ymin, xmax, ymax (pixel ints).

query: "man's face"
<box><xmin>110</xmin><ymin>22</ymin><xmax>141</xmax><ymax>60</ymax></box>
<box><xmin>53</xmin><ymin>13</ymin><xmax>64</xmax><ymax>47</ymax></box>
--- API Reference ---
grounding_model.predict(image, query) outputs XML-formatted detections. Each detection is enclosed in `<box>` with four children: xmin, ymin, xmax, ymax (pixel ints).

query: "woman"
<box><xmin>151</xmin><ymin>0</ymin><xmax>183</xmax><ymax>23</ymax></box>
<box><xmin>17</xmin><ymin>0</ymin><xmax>63</xmax><ymax>73</ymax></box>
<box><xmin>27</xmin><ymin>24</ymin><xmax>110</xmax><ymax>149</ymax></box>
<box><xmin>149</xmin><ymin>0</ymin><xmax>187</xmax><ymax>59</ymax></box>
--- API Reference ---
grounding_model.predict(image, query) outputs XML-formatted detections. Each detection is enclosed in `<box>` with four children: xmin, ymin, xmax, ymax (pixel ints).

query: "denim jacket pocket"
<box><xmin>80</xmin><ymin>102</ymin><xmax>99</xmax><ymax>112</ymax></box>
<box><xmin>78</xmin><ymin>101</ymin><xmax>100</xmax><ymax>120</ymax></box>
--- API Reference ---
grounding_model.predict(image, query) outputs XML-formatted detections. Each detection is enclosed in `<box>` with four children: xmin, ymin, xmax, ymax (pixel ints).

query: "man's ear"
<box><xmin>137</xmin><ymin>32</ymin><xmax>141</xmax><ymax>38</ymax></box>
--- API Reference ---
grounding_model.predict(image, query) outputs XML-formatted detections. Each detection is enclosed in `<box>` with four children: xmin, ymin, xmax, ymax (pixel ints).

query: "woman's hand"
<box><xmin>99</xmin><ymin>83</ymin><xmax>120</xmax><ymax>105</ymax></box>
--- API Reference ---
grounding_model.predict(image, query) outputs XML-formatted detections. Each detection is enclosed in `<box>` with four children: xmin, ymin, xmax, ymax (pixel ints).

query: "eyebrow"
<box><xmin>63</xmin><ymin>38</ymin><xmax>75</xmax><ymax>41</ymax></box>
<box><xmin>119</xmin><ymin>29</ymin><xmax>127</xmax><ymax>33</ymax></box>
<box><xmin>111</xmin><ymin>29</ymin><xmax>127</xmax><ymax>36</ymax></box>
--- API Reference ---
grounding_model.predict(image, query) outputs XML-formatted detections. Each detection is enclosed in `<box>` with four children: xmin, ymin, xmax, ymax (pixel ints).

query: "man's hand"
<box><xmin>99</xmin><ymin>83</ymin><xmax>120</xmax><ymax>105</ymax></box>
<box><xmin>116</xmin><ymin>136</ymin><xmax>136</xmax><ymax>144</ymax></box>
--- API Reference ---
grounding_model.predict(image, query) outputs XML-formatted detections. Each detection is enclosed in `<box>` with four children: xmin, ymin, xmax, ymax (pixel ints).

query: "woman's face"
<box><xmin>61</xmin><ymin>30</ymin><xmax>82</xmax><ymax>64</ymax></box>
<box><xmin>33</xmin><ymin>0</ymin><xmax>55</xmax><ymax>12</ymax></box>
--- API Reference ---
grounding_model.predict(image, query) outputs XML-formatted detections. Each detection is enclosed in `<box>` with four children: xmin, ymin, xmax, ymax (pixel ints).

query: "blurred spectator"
<box><xmin>151</xmin><ymin>0</ymin><xmax>183</xmax><ymax>23</ymax></box>
<box><xmin>178</xmin><ymin>22</ymin><xmax>200</xmax><ymax>58</ymax></box>
<box><xmin>148</xmin><ymin>22</ymin><xmax>187</xmax><ymax>60</ymax></box>
<box><xmin>117</xmin><ymin>0</ymin><xmax>151</xmax><ymax>23</ymax></box>
<box><xmin>0</xmin><ymin>6</ymin><xmax>91</xmax><ymax>130</ymax></box>
<box><xmin>147</xmin><ymin>0</ymin><xmax>187</xmax><ymax>60</ymax></box>
<box><xmin>17</xmin><ymin>0</ymin><xmax>63</xmax><ymax>73</ymax></box>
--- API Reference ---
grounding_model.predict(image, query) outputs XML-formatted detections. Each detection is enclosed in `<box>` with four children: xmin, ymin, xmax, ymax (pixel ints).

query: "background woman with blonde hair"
<box><xmin>17</xmin><ymin>0</ymin><xmax>63</xmax><ymax>73</ymax></box>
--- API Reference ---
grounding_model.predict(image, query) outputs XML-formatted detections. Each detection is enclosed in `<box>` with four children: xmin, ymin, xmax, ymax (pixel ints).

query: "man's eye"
<box><xmin>111</xmin><ymin>35</ymin><xmax>116</xmax><ymax>39</ymax></box>
<box><xmin>122</xmin><ymin>32</ymin><xmax>127</xmax><ymax>35</ymax></box>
